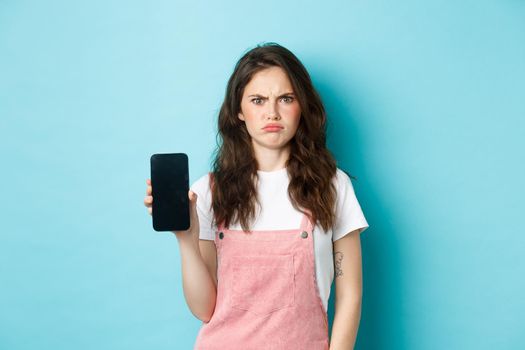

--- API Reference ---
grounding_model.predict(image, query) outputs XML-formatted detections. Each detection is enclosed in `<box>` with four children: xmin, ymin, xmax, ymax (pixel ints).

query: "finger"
<box><xmin>146</xmin><ymin>185</ymin><xmax>152</xmax><ymax>195</ymax></box>
<box><xmin>189</xmin><ymin>192</ymin><xmax>198</xmax><ymax>220</ymax></box>
<box><xmin>188</xmin><ymin>191</ymin><xmax>195</xmax><ymax>209</ymax></box>
<box><xmin>148</xmin><ymin>207</ymin><xmax>152</xmax><ymax>215</ymax></box>
<box><xmin>144</xmin><ymin>196</ymin><xmax>153</xmax><ymax>205</ymax></box>
<box><xmin>146</xmin><ymin>179</ymin><xmax>151</xmax><ymax>185</ymax></box>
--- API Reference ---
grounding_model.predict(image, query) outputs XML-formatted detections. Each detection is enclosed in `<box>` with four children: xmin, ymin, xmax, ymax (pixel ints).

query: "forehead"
<box><xmin>243</xmin><ymin>66</ymin><xmax>294</xmax><ymax>94</ymax></box>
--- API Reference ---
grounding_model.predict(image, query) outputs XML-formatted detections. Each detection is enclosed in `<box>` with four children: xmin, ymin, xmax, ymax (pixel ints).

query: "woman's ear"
<box><xmin>238</xmin><ymin>112</ymin><xmax>245</xmax><ymax>121</ymax></box>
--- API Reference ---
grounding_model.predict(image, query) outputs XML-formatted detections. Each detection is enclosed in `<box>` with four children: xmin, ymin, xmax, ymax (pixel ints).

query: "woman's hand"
<box><xmin>144</xmin><ymin>179</ymin><xmax>200</xmax><ymax>245</ymax></box>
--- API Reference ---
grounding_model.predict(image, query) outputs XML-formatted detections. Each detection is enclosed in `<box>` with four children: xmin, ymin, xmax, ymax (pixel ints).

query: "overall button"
<box><xmin>301</xmin><ymin>231</ymin><xmax>308</xmax><ymax>239</ymax></box>
<box><xmin>219</xmin><ymin>231</ymin><xmax>224</xmax><ymax>239</ymax></box>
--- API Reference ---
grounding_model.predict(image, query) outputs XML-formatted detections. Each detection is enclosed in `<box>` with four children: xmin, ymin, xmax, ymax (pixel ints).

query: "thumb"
<box><xmin>188</xmin><ymin>191</ymin><xmax>199</xmax><ymax>226</ymax></box>
<box><xmin>189</xmin><ymin>191</ymin><xmax>198</xmax><ymax>213</ymax></box>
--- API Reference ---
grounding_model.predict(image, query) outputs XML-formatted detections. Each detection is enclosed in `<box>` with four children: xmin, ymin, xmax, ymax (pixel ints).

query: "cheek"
<box><xmin>291</xmin><ymin>117</ymin><xmax>301</xmax><ymax>133</ymax></box>
<box><xmin>242</xmin><ymin>114</ymin><xmax>259</xmax><ymax>134</ymax></box>
<box><xmin>287</xmin><ymin>102</ymin><xmax>301</xmax><ymax>117</ymax></box>
<box><xmin>288</xmin><ymin>105</ymin><xmax>302</xmax><ymax>129</ymax></box>
<box><xmin>241</xmin><ymin>104</ymin><xmax>261</xmax><ymax>122</ymax></box>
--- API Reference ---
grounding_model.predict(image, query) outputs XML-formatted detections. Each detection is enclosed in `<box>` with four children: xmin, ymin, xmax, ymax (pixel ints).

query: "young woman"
<box><xmin>144</xmin><ymin>42</ymin><xmax>369</xmax><ymax>350</ymax></box>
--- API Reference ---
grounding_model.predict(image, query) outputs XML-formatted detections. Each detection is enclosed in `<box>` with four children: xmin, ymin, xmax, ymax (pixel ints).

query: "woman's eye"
<box><xmin>251</xmin><ymin>96</ymin><xmax>293</xmax><ymax>104</ymax></box>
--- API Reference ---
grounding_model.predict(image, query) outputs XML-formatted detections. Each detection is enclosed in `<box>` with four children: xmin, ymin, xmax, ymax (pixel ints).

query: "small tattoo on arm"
<box><xmin>334</xmin><ymin>251</ymin><xmax>344</xmax><ymax>277</ymax></box>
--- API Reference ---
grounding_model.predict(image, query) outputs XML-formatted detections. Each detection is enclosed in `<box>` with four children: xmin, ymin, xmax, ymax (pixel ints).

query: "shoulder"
<box><xmin>189</xmin><ymin>172</ymin><xmax>216</xmax><ymax>239</ymax></box>
<box><xmin>190</xmin><ymin>172</ymin><xmax>212</xmax><ymax>195</ymax></box>
<box><xmin>190</xmin><ymin>172</ymin><xmax>214</xmax><ymax>209</ymax></box>
<box><xmin>331</xmin><ymin>167</ymin><xmax>369</xmax><ymax>239</ymax></box>
<box><xmin>334</xmin><ymin>167</ymin><xmax>350</xmax><ymax>182</ymax></box>
<box><xmin>333</xmin><ymin>168</ymin><xmax>355</xmax><ymax>192</ymax></box>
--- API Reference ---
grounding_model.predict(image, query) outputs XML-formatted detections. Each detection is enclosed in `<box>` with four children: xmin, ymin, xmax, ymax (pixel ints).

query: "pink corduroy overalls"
<box><xmin>193</xmin><ymin>211</ymin><xmax>329</xmax><ymax>350</ymax></box>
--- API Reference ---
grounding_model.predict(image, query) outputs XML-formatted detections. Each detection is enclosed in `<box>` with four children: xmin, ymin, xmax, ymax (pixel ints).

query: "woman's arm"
<box><xmin>173</xmin><ymin>191</ymin><xmax>217</xmax><ymax>323</ymax></box>
<box><xmin>176</xmin><ymin>235</ymin><xmax>217</xmax><ymax>323</ymax></box>
<box><xmin>145</xmin><ymin>182</ymin><xmax>217</xmax><ymax>323</ymax></box>
<box><xmin>329</xmin><ymin>229</ymin><xmax>363</xmax><ymax>350</ymax></box>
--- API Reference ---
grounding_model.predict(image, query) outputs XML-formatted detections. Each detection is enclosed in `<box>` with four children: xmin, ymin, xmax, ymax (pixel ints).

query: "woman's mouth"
<box><xmin>263</xmin><ymin>126</ymin><xmax>283</xmax><ymax>132</ymax></box>
<box><xmin>262</xmin><ymin>124</ymin><xmax>284</xmax><ymax>132</ymax></box>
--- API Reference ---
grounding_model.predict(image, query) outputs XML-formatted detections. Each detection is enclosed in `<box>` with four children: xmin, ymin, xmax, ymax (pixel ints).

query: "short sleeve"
<box><xmin>332</xmin><ymin>169</ymin><xmax>369</xmax><ymax>241</ymax></box>
<box><xmin>189</xmin><ymin>173</ymin><xmax>215</xmax><ymax>240</ymax></box>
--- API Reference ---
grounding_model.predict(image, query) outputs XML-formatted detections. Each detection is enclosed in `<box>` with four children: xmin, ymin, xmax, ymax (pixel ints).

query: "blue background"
<box><xmin>1</xmin><ymin>1</ymin><xmax>524</xmax><ymax>349</ymax></box>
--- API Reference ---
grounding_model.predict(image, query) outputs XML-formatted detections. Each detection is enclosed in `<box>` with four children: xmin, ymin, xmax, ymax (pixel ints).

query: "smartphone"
<box><xmin>150</xmin><ymin>153</ymin><xmax>190</xmax><ymax>232</ymax></box>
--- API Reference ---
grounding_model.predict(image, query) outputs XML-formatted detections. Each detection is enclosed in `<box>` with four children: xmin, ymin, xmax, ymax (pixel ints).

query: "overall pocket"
<box><xmin>230</xmin><ymin>254</ymin><xmax>295</xmax><ymax>317</ymax></box>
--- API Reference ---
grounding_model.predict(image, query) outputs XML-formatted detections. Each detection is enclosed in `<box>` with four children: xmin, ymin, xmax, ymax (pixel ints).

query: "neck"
<box><xmin>252</xmin><ymin>143</ymin><xmax>290</xmax><ymax>172</ymax></box>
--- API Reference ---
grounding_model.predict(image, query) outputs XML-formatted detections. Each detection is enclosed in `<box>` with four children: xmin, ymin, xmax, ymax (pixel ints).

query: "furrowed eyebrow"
<box><xmin>247</xmin><ymin>92</ymin><xmax>295</xmax><ymax>98</ymax></box>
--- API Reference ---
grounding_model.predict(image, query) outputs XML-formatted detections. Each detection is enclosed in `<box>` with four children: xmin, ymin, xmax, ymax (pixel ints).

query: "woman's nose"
<box><xmin>266</xmin><ymin>101</ymin><xmax>280</xmax><ymax>120</ymax></box>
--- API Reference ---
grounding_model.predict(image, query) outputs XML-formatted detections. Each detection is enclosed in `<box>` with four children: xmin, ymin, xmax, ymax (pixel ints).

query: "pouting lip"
<box><xmin>262</xmin><ymin>123</ymin><xmax>284</xmax><ymax>130</ymax></box>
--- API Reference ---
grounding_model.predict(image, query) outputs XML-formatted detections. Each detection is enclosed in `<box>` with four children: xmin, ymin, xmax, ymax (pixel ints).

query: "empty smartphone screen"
<box><xmin>150</xmin><ymin>153</ymin><xmax>190</xmax><ymax>232</ymax></box>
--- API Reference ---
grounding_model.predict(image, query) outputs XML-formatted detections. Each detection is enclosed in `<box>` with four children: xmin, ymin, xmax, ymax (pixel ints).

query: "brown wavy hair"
<box><xmin>210</xmin><ymin>42</ymin><xmax>339</xmax><ymax>233</ymax></box>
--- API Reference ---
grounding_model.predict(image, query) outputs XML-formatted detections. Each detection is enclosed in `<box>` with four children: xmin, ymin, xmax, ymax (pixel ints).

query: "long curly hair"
<box><xmin>210</xmin><ymin>42</ymin><xmax>338</xmax><ymax>233</ymax></box>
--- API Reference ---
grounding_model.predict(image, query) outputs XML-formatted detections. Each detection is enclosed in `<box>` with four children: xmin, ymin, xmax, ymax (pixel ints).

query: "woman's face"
<box><xmin>238</xmin><ymin>66</ymin><xmax>302</xmax><ymax>152</ymax></box>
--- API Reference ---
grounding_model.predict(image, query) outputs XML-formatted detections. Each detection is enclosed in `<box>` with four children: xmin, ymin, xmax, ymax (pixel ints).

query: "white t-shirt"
<box><xmin>190</xmin><ymin>167</ymin><xmax>369</xmax><ymax>313</ymax></box>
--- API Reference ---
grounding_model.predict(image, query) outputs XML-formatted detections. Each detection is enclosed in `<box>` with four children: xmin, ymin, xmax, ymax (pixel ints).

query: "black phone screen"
<box><xmin>150</xmin><ymin>153</ymin><xmax>190</xmax><ymax>232</ymax></box>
